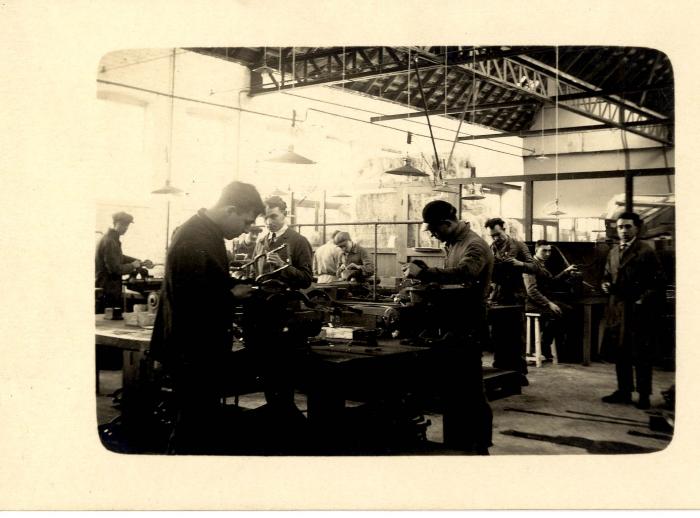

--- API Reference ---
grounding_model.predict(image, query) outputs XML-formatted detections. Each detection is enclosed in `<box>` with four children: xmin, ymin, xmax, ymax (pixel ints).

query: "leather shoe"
<box><xmin>636</xmin><ymin>395</ymin><xmax>651</xmax><ymax>410</ymax></box>
<box><xmin>601</xmin><ymin>391</ymin><xmax>632</xmax><ymax>404</ymax></box>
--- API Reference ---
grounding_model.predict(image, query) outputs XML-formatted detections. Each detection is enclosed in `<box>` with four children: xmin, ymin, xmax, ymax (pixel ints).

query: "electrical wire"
<box><xmin>555</xmin><ymin>46</ymin><xmax>560</xmax><ymax>204</ymax></box>
<box><xmin>281</xmin><ymin>91</ymin><xmax>531</xmax><ymax>153</ymax></box>
<box><xmin>95</xmin><ymin>79</ymin><xmax>523</xmax><ymax>158</ymax></box>
<box><xmin>166</xmin><ymin>49</ymin><xmax>176</xmax><ymax>181</ymax></box>
<box><xmin>302</xmin><ymin>107</ymin><xmax>523</xmax><ymax>157</ymax></box>
<box><xmin>96</xmin><ymin>79</ymin><xmax>295</xmax><ymax>123</ymax></box>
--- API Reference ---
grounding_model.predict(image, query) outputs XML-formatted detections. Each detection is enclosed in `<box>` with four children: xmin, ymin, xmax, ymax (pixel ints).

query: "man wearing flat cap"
<box><xmin>401</xmin><ymin>200</ymin><xmax>494</xmax><ymax>454</ymax></box>
<box><xmin>95</xmin><ymin>211</ymin><xmax>153</xmax><ymax>312</ymax></box>
<box><xmin>335</xmin><ymin>231</ymin><xmax>374</xmax><ymax>282</ymax></box>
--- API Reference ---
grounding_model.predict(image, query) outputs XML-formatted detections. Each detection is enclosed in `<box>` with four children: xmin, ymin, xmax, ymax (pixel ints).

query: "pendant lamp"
<box><xmin>266</xmin><ymin>145</ymin><xmax>316</xmax><ymax>164</ymax></box>
<box><xmin>546</xmin><ymin>46</ymin><xmax>566</xmax><ymax>217</ymax></box>
<box><xmin>152</xmin><ymin>179</ymin><xmax>184</xmax><ymax>195</ymax></box>
<box><xmin>265</xmin><ymin>109</ymin><xmax>316</xmax><ymax>164</ymax></box>
<box><xmin>152</xmin><ymin>49</ymin><xmax>185</xmax><ymax>253</ymax></box>
<box><xmin>384</xmin><ymin>156</ymin><xmax>429</xmax><ymax>177</ymax></box>
<box><xmin>384</xmin><ymin>131</ymin><xmax>428</xmax><ymax>177</ymax></box>
<box><xmin>461</xmin><ymin>166</ymin><xmax>485</xmax><ymax>200</ymax></box>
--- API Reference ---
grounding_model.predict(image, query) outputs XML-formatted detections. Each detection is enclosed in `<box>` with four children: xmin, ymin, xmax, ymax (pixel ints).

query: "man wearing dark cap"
<box><xmin>334</xmin><ymin>231</ymin><xmax>374</xmax><ymax>282</ymax></box>
<box><xmin>95</xmin><ymin>211</ymin><xmax>153</xmax><ymax>312</ymax></box>
<box><xmin>149</xmin><ymin>181</ymin><xmax>265</xmax><ymax>454</ymax></box>
<box><xmin>402</xmin><ymin>200</ymin><xmax>494</xmax><ymax>454</ymax></box>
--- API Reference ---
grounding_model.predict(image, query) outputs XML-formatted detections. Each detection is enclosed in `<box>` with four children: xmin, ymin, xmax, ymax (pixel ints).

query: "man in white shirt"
<box><xmin>313</xmin><ymin>230</ymin><xmax>342</xmax><ymax>283</ymax></box>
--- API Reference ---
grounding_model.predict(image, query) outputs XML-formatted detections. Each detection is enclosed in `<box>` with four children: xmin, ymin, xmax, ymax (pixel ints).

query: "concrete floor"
<box><xmin>96</xmin><ymin>353</ymin><xmax>674</xmax><ymax>455</ymax></box>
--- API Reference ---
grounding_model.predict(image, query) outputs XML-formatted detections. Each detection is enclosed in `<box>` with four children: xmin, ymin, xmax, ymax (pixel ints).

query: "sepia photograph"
<box><xmin>3</xmin><ymin>0</ymin><xmax>699</xmax><ymax>510</ymax></box>
<box><xmin>94</xmin><ymin>46</ymin><xmax>675</xmax><ymax>457</ymax></box>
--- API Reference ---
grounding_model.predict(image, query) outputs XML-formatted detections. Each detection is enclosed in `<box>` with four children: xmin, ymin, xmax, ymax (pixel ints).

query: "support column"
<box><xmin>625</xmin><ymin>171</ymin><xmax>634</xmax><ymax>212</ymax></box>
<box><xmin>524</xmin><ymin>180</ymin><xmax>533</xmax><ymax>241</ymax></box>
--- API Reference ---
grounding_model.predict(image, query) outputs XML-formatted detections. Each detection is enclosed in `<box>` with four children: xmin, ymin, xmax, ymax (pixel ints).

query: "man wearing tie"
<box><xmin>254</xmin><ymin>195</ymin><xmax>313</xmax><ymax>289</ymax></box>
<box><xmin>251</xmin><ymin>195</ymin><xmax>314</xmax><ymax>413</ymax></box>
<box><xmin>601</xmin><ymin>212</ymin><xmax>665</xmax><ymax>410</ymax></box>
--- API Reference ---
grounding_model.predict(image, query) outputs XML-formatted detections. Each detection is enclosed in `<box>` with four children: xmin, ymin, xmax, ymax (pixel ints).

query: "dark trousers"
<box><xmin>96</xmin><ymin>288</ymin><xmax>122</xmax><ymax>314</ymax></box>
<box><xmin>427</xmin><ymin>311</ymin><xmax>493</xmax><ymax>451</ymax></box>
<box><xmin>490</xmin><ymin>306</ymin><xmax>527</xmax><ymax>374</ymax></box>
<box><xmin>614</xmin><ymin>303</ymin><xmax>654</xmax><ymax>396</ymax></box>
<box><xmin>169</xmin><ymin>363</ymin><xmax>229</xmax><ymax>455</ymax></box>
<box><xmin>530</xmin><ymin>301</ymin><xmax>573</xmax><ymax>358</ymax></box>
<box><xmin>438</xmin><ymin>344</ymin><xmax>493</xmax><ymax>450</ymax></box>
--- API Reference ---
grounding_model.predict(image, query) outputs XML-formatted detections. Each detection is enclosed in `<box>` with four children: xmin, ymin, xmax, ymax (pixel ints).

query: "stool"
<box><xmin>525</xmin><ymin>312</ymin><xmax>558</xmax><ymax>368</ymax></box>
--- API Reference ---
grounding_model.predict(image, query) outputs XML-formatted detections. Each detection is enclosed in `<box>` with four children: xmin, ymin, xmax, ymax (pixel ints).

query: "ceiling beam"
<box><xmin>368</xmin><ymin>48</ymin><xmax>672</xmax><ymax>144</ymax></box>
<box><xmin>456</xmin><ymin>55</ymin><xmax>673</xmax><ymax>145</ymax></box>
<box><xmin>370</xmin><ymin>100</ymin><xmax>536</xmax><ymax>122</ymax></box>
<box><xmin>457</xmin><ymin>118</ymin><xmax>672</xmax><ymax>141</ymax></box>
<box><xmin>247</xmin><ymin>46</ymin><xmax>539</xmax><ymax>96</ymax></box>
<box><xmin>557</xmin><ymin>82</ymin><xmax>672</xmax><ymax>102</ymax></box>
<box><xmin>444</xmin><ymin>167</ymin><xmax>674</xmax><ymax>185</ymax></box>
<box><xmin>513</xmin><ymin>54</ymin><xmax>669</xmax><ymax>120</ymax></box>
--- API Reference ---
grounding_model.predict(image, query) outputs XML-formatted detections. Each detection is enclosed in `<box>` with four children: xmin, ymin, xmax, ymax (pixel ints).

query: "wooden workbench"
<box><xmin>575</xmin><ymin>295</ymin><xmax>609</xmax><ymax>366</ymax></box>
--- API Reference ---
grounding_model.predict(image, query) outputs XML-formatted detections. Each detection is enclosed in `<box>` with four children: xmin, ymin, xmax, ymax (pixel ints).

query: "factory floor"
<box><xmin>96</xmin><ymin>353</ymin><xmax>674</xmax><ymax>455</ymax></box>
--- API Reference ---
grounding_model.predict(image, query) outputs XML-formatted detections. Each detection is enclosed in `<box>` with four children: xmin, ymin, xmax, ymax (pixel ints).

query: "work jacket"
<box><xmin>95</xmin><ymin>228</ymin><xmax>138</xmax><ymax>305</ymax></box>
<box><xmin>523</xmin><ymin>255</ymin><xmax>571</xmax><ymax>311</ymax></box>
<box><xmin>489</xmin><ymin>235</ymin><xmax>537</xmax><ymax>304</ymax></box>
<box><xmin>253</xmin><ymin>227</ymin><xmax>314</xmax><ymax>289</ymax></box>
<box><xmin>149</xmin><ymin>209</ymin><xmax>237</xmax><ymax>368</ymax></box>
<box><xmin>338</xmin><ymin>242</ymin><xmax>374</xmax><ymax>279</ymax></box>
<box><xmin>417</xmin><ymin>221</ymin><xmax>494</xmax><ymax>304</ymax></box>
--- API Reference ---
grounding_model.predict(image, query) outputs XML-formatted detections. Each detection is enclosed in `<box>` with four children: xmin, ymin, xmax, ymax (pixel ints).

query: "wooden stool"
<box><xmin>525</xmin><ymin>312</ymin><xmax>558</xmax><ymax>368</ymax></box>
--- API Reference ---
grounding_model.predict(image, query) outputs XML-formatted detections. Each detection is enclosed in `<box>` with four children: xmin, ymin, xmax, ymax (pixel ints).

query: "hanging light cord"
<box><xmin>166</xmin><ymin>48</ymin><xmax>176</xmax><ymax>184</ymax></box>
<box><xmin>540</xmin><ymin>104</ymin><xmax>546</xmax><ymax>156</ymax></box>
<box><xmin>554</xmin><ymin>46</ymin><xmax>560</xmax><ymax>206</ymax></box>
<box><xmin>470</xmin><ymin>47</ymin><xmax>479</xmax><ymax>194</ymax></box>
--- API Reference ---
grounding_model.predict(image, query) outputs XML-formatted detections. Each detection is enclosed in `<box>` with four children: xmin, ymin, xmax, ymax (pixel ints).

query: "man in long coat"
<box><xmin>601</xmin><ymin>211</ymin><xmax>665</xmax><ymax>410</ymax></box>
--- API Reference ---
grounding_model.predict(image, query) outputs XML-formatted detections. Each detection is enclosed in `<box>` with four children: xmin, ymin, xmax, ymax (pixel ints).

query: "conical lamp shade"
<box><xmin>461</xmin><ymin>184</ymin><xmax>485</xmax><ymax>200</ymax></box>
<box><xmin>152</xmin><ymin>180</ymin><xmax>184</xmax><ymax>195</ymax></box>
<box><xmin>546</xmin><ymin>199</ymin><xmax>566</xmax><ymax>216</ymax></box>
<box><xmin>266</xmin><ymin>145</ymin><xmax>315</xmax><ymax>164</ymax></box>
<box><xmin>384</xmin><ymin>158</ymin><xmax>429</xmax><ymax>177</ymax></box>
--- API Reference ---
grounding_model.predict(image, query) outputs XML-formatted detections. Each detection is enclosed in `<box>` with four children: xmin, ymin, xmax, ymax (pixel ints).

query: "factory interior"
<box><xmin>95</xmin><ymin>46</ymin><xmax>675</xmax><ymax>457</ymax></box>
